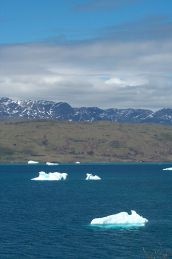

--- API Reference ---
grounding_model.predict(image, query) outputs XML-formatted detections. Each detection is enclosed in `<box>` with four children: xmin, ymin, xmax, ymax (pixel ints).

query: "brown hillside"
<box><xmin>0</xmin><ymin>120</ymin><xmax>172</xmax><ymax>162</ymax></box>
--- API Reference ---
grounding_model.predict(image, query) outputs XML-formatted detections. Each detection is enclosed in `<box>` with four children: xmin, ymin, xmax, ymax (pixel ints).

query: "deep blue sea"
<box><xmin>0</xmin><ymin>163</ymin><xmax>172</xmax><ymax>258</ymax></box>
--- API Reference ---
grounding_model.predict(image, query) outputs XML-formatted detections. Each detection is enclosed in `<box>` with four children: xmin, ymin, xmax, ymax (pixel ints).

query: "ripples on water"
<box><xmin>0</xmin><ymin>163</ymin><xmax>172</xmax><ymax>258</ymax></box>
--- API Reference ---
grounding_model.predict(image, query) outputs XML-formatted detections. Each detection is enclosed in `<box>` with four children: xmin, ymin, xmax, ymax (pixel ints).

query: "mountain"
<box><xmin>1</xmin><ymin>97</ymin><xmax>172</xmax><ymax>125</ymax></box>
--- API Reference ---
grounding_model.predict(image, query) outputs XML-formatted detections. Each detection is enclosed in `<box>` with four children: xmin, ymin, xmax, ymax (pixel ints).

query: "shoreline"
<box><xmin>0</xmin><ymin>161</ymin><xmax>171</xmax><ymax>165</ymax></box>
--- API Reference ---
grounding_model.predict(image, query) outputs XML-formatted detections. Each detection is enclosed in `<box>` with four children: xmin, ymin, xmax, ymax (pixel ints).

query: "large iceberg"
<box><xmin>28</xmin><ymin>160</ymin><xmax>39</xmax><ymax>164</ymax></box>
<box><xmin>163</xmin><ymin>167</ymin><xmax>172</xmax><ymax>171</ymax></box>
<box><xmin>46</xmin><ymin>162</ymin><xmax>59</xmax><ymax>166</ymax></box>
<box><xmin>90</xmin><ymin>210</ymin><xmax>148</xmax><ymax>227</ymax></box>
<box><xmin>86</xmin><ymin>173</ymin><xmax>101</xmax><ymax>180</ymax></box>
<box><xmin>31</xmin><ymin>171</ymin><xmax>68</xmax><ymax>181</ymax></box>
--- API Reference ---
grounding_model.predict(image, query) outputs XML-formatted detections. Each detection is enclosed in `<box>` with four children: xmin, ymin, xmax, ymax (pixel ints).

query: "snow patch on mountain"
<box><xmin>0</xmin><ymin>97</ymin><xmax>172</xmax><ymax>124</ymax></box>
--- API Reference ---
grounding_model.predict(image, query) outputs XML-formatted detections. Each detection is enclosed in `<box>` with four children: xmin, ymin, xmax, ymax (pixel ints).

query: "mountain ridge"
<box><xmin>1</xmin><ymin>97</ymin><xmax>172</xmax><ymax>125</ymax></box>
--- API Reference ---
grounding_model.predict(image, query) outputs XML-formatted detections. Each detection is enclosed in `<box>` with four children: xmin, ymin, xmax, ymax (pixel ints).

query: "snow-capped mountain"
<box><xmin>1</xmin><ymin>97</ymin><xmax>172</xmax><ymax>124</ymax></box>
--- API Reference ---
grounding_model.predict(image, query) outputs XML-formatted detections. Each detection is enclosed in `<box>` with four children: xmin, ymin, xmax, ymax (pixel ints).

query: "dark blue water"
<box><xmin>0</xmin><ymin>163</ymin><xmax>172</xmax><ymax>258</ymax></box>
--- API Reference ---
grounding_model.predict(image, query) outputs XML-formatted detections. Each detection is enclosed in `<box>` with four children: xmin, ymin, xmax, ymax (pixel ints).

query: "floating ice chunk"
<box><xmin>163</xmin><ymin>167</ymin><xmax>172</xmax><ymax>171</ymax></box>
<box><xmin>28</xmin><ymin>160</ymin><xmax>39</xmax><ymax>164</ymax></box>
<box><xmin>31</xmin><ymin>171</ymin><xmax>68</xmax><ymax>181</ymax></box>
<box><xmin>75</xmin><ymin>161</ymin><xmax>81</xmax><ymax>164</ymax></box>
<box><xmin>90</xmin><ymin>210</ymin><xmax>148</xmax><ymax>226</ymax></box>
<box><xmin>46</xmin><ymin>162</ymin><xmax>59</xmax><ymax>165</ymax></box>
<box><xmin>86</xmin><ymin>173</ymin><xmax>101</xmax><ymax>180</ymax></box>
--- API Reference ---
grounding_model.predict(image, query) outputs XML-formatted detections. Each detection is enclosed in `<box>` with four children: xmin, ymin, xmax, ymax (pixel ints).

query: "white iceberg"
<box><xmin>28</xmin><ymin>160</ymin><xmax>39</xmax><ymax>164</ymax></box>
<box><xmin>86</xmin><ymin>173</ymin><xmax>101</xmax><ymax>180</ymax></box>
<box><xmin>46</xmin><ymin>162</ymin><xmax>59</xmax><ymax>166</ymax></box>
<box><xmin>163</xmin><ymin>167</ymin><xmax>172</xmax><ymax>171</ymax></box>
<box><xmin>90</xmin><ymin>210</ymin><xmax>148</xmax><ymax>227</ymax></box>
<box><xmin>75</xmin><ymin>161</ymin><xmax>81</xmax><ymax>164</ymax></box>
<box><xmin>31</xmin><ymin>171</ymin><xmax>68</xmax><ymax>181</ymax></box>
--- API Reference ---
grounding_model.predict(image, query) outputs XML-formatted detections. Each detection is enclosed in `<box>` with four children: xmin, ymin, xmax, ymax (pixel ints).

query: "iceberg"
<box><xmin>90</xmin><ymin>210</ymin><xmax>148</xmax><ymax>227</ymax></box>
<box><xmin>28</xmin><ymin>160</ymin><xmax>39</xmax><ymax>164</ymax></box>
<box><xmin>163</xmin><ymin>167</ymin><xmax>172</xmax><ymax>171</ymax></box>
<box><xmin>31</xmin><ymin>171</ymin><xmax>68</xmax><ymax>181</ymax></box>
<box><xmin>46</xmin><ymin>162</ymin><xmax>59</xmax><ymax>165</ymax></box>
<box><xmin>86</xmin><ymin>173</ymin><xmax>101</xmax><ymax>180</ymax></box>
<box><xmin>75</xmin><ymin>161</ymin><xmax>81</xmax><ymax>164</ymax></box>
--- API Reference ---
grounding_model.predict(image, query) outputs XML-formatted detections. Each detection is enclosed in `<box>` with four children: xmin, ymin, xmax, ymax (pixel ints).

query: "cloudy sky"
<box><xmin>0</xmin><ymin>0</ymin><xmax>172</xmax><ymax>109</ymax></box>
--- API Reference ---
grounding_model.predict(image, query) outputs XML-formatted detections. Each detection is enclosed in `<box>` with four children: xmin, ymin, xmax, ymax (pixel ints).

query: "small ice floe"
<box><xmin>28</xmin><ymin>160</ymin><xmax>39</xmax><ymax>164</ymax></box>
<box><xmin>46</xmin><ymin>162</ymin><xmax>59</xmax><ymax>166</ymax></box>
<box><xmin>163</xmin><ymin>167</ymin><xmax>172</xmax><ymax>171</ymax></box>
<box><xmin>75</xmin><ymin>161</ymin><xmax>81</xmax><ymax>164</ymax></box>
<box><xmin>90</xmin><ymin>210</ymin><xmax>148</xmax><ymax>227</ymax></box>
<box><xmin>86</xmin><ymin>173</ymin><xmax>101</xmax><ymax>180</ymax></box>
<box><xmin>31</xmin><ymin>171</ymin><xmax>68</xmax><ymax>181</ymax></box>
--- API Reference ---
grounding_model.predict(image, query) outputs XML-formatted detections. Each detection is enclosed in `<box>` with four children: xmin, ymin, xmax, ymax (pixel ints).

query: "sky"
<box><xmin>0</xmin><ymin>0</ymin><xmax>172</xmax><ymax>109</ymax></box>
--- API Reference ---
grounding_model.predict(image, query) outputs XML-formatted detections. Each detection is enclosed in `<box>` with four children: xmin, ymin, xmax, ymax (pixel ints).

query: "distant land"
<box><xmin>1</xmin><ymin>97</ymin><xmax>172</xmax><ymax>125</ymax></box>
<box><xmin>0</xmin><ymin>120</ymin><xmax>172</xmax><ymax>163</ymax></box>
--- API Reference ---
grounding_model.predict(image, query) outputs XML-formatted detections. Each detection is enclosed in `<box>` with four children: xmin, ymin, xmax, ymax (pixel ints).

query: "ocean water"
<box><xmin>0</xmin><ymin>163</ymin><xmax>172</xmax><ymax>259</ymax></box>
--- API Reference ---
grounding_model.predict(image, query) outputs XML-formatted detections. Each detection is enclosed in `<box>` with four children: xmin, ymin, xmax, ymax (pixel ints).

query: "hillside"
<box><xmin>0</xmin><ymin>120</ymin><xmax>172</xmax><ymax>162</ymax></box>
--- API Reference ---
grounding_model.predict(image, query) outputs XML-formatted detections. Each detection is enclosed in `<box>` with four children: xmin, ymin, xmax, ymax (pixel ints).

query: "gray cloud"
<box><xmin>100</xmin><ymin>16</ymin><xmax>172</xmax><ymax>41</ymax></box>
<box><xmin>75</xmin><ymin>0</ymin><xmax>140</xmax><ymax>11</ymax></box>
<box><xmin>0</xmin><ymin>14</ymin><xmax>172</xmax><ymax>110</ymax></box>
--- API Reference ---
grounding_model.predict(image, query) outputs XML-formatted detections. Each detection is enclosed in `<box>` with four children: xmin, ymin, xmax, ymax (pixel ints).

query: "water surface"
<box><xmin>0</xmin><ymin>163</ymin><xmax>172</xmax><ymax>258</ymax></box>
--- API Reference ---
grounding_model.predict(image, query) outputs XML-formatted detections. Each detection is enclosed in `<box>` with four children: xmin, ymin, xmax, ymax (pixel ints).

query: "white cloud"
<box><xmin>40</xmin><ymin>76</ymin><xmax>63</xmax><ymax>85</ymax></box>
<box><xmin>105</xmin><ymin>77</ymin><xmax>148</xmax><ymax>87</ymax></box>
<box><xmin>0</xmin><ymin>37</ymin><xmax>172</xmax><ymax>109</ymax></box>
